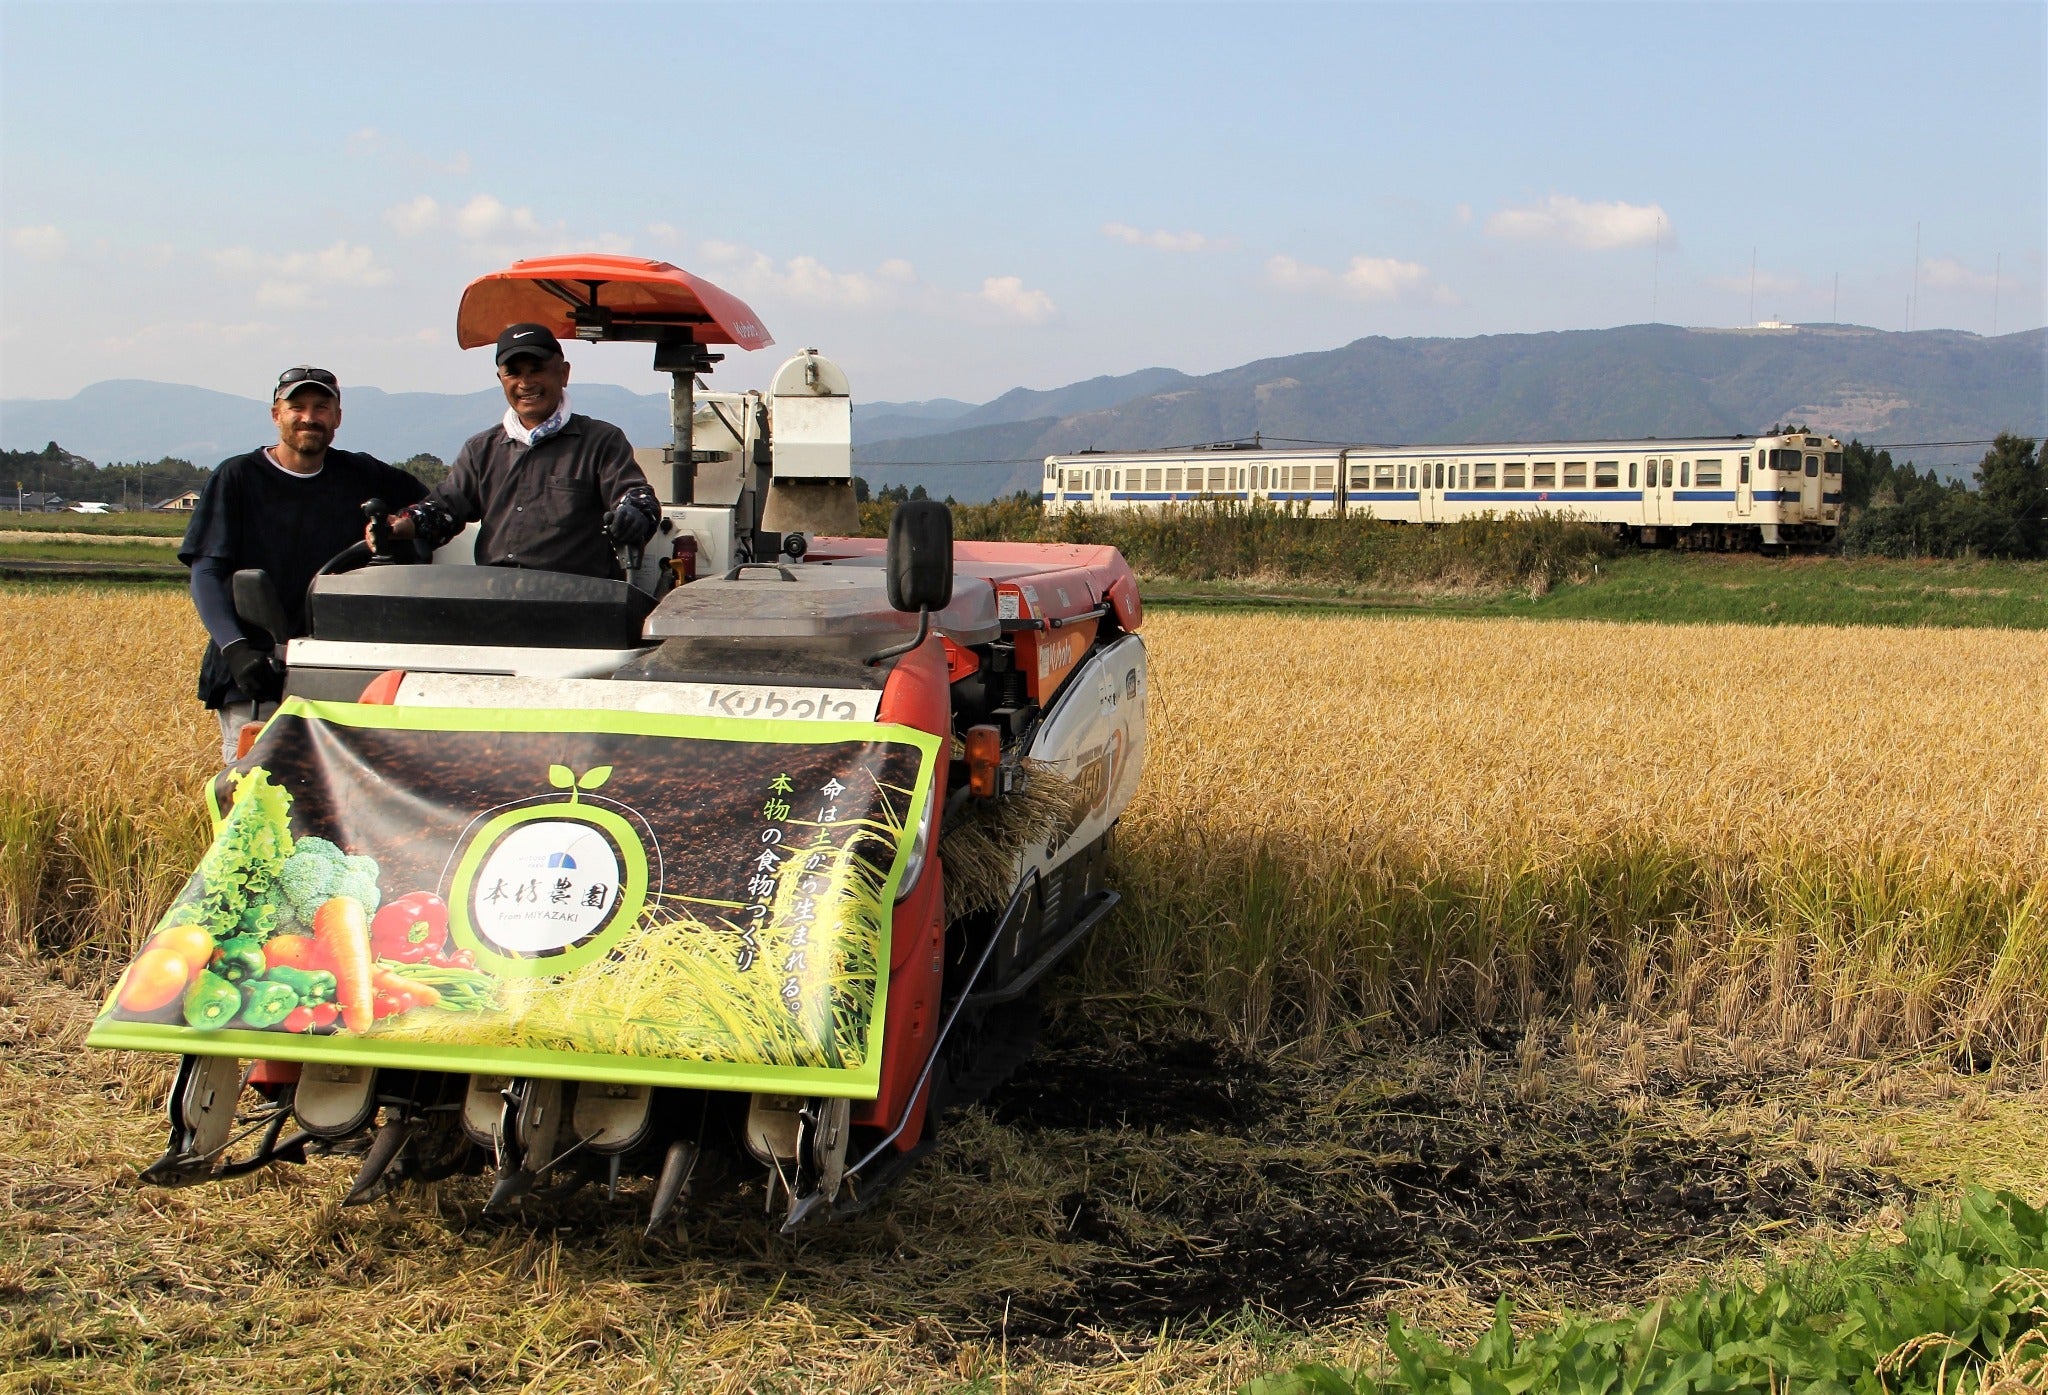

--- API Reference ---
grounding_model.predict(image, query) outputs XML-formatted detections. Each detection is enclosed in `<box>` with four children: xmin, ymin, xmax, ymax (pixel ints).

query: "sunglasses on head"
<box><xmin>276</xmin><ymin>366</ymin><xmax>338</xmax><ymax>391</ymax></box>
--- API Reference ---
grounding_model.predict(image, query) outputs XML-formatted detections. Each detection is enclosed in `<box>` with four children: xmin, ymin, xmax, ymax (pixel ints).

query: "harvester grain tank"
<box><xmin>89</xmin><ymin>255</ymin><xmax>1148</xmax><ymax>1230</ymax></box>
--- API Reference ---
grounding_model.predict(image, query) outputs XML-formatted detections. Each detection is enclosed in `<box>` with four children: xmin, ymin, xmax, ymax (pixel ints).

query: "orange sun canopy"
<box><xmin>455</xmin><ymin>254</ymin><xmax>774</xmax><ymax>353</ymax></box>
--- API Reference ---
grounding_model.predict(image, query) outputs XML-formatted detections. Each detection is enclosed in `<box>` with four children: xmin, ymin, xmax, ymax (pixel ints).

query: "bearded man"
<box><xmin>180</xmin><ymin>365</ymin><xmax>427</xmax><ymax>761</ymax></box>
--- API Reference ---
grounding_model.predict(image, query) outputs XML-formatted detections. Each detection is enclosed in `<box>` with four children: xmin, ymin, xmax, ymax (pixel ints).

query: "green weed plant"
<box><xmin>1249</xmin><ymin>1188</ymin><xmax>2048</xmax><ymax>1395</ymax></box>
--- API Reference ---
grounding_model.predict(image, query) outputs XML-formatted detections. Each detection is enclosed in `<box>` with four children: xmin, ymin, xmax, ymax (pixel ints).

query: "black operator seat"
<box><xmin>306</xmin><ymin>566</ymin><xmax>656</xmax><ymax>649</ymax></box>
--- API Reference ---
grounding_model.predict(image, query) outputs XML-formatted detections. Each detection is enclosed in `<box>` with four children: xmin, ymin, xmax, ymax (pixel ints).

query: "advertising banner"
<box><xmin>87</xmin><ymin>699</ymin><xmax>940</xmax><ymax>1098</ymax></box>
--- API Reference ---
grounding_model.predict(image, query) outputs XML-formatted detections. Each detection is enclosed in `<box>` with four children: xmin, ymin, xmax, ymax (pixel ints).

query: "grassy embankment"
<box><xmin>3</xmin><ymin>584</ymin><xmax>2044</xmax><ymax>1392</ymax></box>
<box><xmin>881</xmin><ymin>499</ymin><xmax>2048</xmax><ymax>628</ymax></box>
<box><xmin>0</xmin><ymin>512</ymin><xmax>187</xmax><ymax>576</ymax></box>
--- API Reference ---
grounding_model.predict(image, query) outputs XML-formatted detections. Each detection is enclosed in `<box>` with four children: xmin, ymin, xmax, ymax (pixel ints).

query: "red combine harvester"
<box><xmin>89</xmin><ymin>255</ymin><xmax>1147</xmax><ymax>1230</ymax></box>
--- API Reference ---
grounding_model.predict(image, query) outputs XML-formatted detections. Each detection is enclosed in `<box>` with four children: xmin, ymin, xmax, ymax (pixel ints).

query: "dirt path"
<box><xmin>0</xmin><ymin>529</ymin><xmax>178</xmax><ymax>546</ymax></box>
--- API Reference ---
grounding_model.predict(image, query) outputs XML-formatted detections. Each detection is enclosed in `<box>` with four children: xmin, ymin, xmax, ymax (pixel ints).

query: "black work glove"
<box><xmin>221</xmin><ymin>638</ymin><xmax>285</xmax><ymax>702</ymax></box>
<box><xmin>604</xmin><ymin>493</ymin><xmax>658</xmax><ymax>548</ymax></box>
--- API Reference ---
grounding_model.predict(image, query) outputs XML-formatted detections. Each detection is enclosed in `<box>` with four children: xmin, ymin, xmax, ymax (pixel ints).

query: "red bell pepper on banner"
<box><xmin>369</xmin><ymin>892</ymin><xmax>449</xmax><ymax>964</ymax></box>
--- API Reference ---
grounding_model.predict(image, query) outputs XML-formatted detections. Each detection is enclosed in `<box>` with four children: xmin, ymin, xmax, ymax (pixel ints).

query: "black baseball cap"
<box><xmin>495</xmin><ymin>323</ymin><xmax>563</xmax><ymax>366</ymax></box>
<box><xmin>273</xmin><ymin>365</ymin><xmax>339</xmax><ymax>402</ymax></box>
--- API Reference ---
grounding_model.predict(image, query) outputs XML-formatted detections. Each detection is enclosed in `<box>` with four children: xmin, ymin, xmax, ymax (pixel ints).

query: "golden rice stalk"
<box><xmin>937</xmin><ymin>760</ymin><xmax>1081</xmax><ymax>922</ymax></box>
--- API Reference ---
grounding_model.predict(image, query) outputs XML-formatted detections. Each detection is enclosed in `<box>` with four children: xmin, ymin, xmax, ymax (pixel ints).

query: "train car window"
<box><xmin>1533</xmin><ymin>462</ymin><xmax>1557</xmax><ymax>487</ymax></box>
<box><xmin>1595</xmin><ymin>462</ymin><xmax>1619</xmax><ymax>488</ymax></box>
<box><xmin>1458</xmin><ymin>463</ymin><xmax>1469</xmax><ymax>489</ymax></box>
<box><xmin>1047</xmin><ymin>462</ymin><xmax>1059</xmax><ymax>480</ymax></box>
<box><xmin>1662</xmin><ymin>460</ymin><xmax>1674</xmax><ymax>487</ymax></box>
<box><xmin>1628</xmin><ymin>461</ymin><xmax>1639</xmax><ymax>487</ymax></box>
<box><xmin>1680</xmin><ymin>462</ymin><xmax>1691</xmax><ymax>487</ymax></box>
<box><xmin>1475</xmin><ymin>463</ymin><xmax>1496</xmax><ymax>488</ymax></box>
<box><xmin>1166</xmin><ymin>467</ymin><xmax>1182</xmax><ymax>492</ymax></box>
<box><xmin>1504</xmin><ymin>463</ymin><xmax>1526</xmax><ymax>488</ymax></box>
<box><xmin>1804</xmin><ymin>455</ymin><xmax>1819</xmax><ymax>477</ymax></box>
<box><xmin>1146</xmin><ymin>467</ymin><xmax>1162</xmax><ymax>491</ymax></box>
<box><xmin>1206</xmin><ymin>466</ymin><xmax>1222</xmax><ymax>492</ymax></box>
<box><xmin>1824</xmin><ymin>452</ymin><xmax>1842</xmax><ymax>475</ymax></box>
<box><xmin>1291</xmin><ymin>464</ymin><xmax>1307</xmax><ymax>490</ymax></box>
<box><xmin>1805</xmin><ymin>436</ymin><xmax>1823</xmax><ymax>447</ymax></box>
<box><xmin>1411</xmin><ymin>465</ymin><xmax>1420</xmax><ymax>489</ymax></box>
<box><xmin>1564</xmin><ymin>463</ymin><xmax>1587</xmax><ymax>487</ymax></box>
<box><xmin>1776</xmin><ymin>449</ymin><xmax>1798</xmax><ymax>471</ymax></box>
<box><xmin>1314</xmin><ymin>464</ymin><xmax>1335</xmax><ymax>491</ymax></box>
<box><xmin>1696</xmin><ymin>460</ymin><xmax>1722</xmax><ymax>486</ymax></box>
<box><xmin>1739</xmin><ymin>457</ymin><xmax>1750</xmax><ymax>484</ymax></box>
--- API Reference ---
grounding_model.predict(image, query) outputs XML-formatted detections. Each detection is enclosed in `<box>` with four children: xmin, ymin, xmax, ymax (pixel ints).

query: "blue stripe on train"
<box><xmin>1673</xmin><ymin>490</ymin><xmax>1738</xmax><ymax>502</ymax></box>
<box><xmin>1444</xmin><ymin>490</ymin><xmax>1643</xmax><ymax>503</ymax></box>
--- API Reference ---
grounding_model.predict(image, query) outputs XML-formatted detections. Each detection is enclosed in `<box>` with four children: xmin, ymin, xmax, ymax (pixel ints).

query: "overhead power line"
<box><xmin>852</xmin><ymin>436</ymin><xmax>2045</xmax><ymax>468</ymax></box>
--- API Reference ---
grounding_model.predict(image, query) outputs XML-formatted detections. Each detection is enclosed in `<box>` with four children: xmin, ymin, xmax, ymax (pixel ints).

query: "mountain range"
<box><xmin>4</xmin><ymin>324</ymin><xmax>2040</xmax><ymax>501</ymax></box>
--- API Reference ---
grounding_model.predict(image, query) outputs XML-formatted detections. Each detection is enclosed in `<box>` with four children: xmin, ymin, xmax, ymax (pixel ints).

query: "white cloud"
<box><xmin>1265</xmin><ymin>253</ymin><xmax>1452</xmax><ymax>304</ymax></box>
<box><xmin>1342</xmin><ymin>256</ymin><xmax>1437</xmax><ymax>301</ymax></box>
<box><xmin>455</xmin><ymin>194</ymin><xmax>542</xmax><ymax>240</ymax></box>
<box><xmin>979</xmin><ymin>274</ymin><xmax>1057</xmax><ymax>324</ymax></box>
<box><xmin>1922</xmin><ymin>257</ymin><xmax>1999</xmax><ymax>292</ymax></box>
<box><xmin>1102</xmin><ymin>221</ymin><xmax>1215</xmax><ymax>253</ymax></box>
<box><xmin>1454</xmin><ymin>203</ymin><xmax>1473</xmax><ymax>226</ymax></box>
<box><xmin>213</xmin><ymin>241</ymin><xmax>394</xmax><ymax>310</ymax></box>
<box><xmin>384</xmin><ymin>195</ymin><xmax>440</xmax><ymax>235</ymax></box>
<box><xmin>1485</xmin><ymin>195</ymin><xmax>1667</xmax><ymax>250</ymax></box>
<box><xmin>8</xmin><ymin>224</ymin><xmax>66</xmax><ymax>259</ymax></box>
<box><xmin>697</xmin><ymin>240</ymin><xmax>917</xmax><ymax>308</ymax></box>
<box><xmin>1265</xmin><ymin>254</ymin><xmax>1330</xmax><ymax>292</ymax></box>
<box><xmin>95</xmin><ymin>319</ymin><xmax>273</xmax><ymax>353</ymax></box>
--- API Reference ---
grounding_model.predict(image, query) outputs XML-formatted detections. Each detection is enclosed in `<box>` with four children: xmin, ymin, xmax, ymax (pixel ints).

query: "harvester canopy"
<box><xmin>455</xmin><ymin>254</ymin><xmax>775</xmax><ymax>352</ymax></box>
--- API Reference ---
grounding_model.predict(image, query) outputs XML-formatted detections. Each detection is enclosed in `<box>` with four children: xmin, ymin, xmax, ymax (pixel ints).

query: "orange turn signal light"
<box><xmin>234</xmin><ymin>722</ymin><xmax>263</xmax><ymax>761</ymax></box>
<box><xmin>965</xmin><ymin>724</ymin><xmax>1001</xmax><ymax>799</ymax></box>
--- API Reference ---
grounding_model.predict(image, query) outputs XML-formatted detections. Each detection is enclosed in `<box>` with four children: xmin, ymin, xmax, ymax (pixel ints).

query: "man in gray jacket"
<box><xmin>378</xmin><ymin>323</ymin><xmax>659</xmax><ymax>578</ymax></box>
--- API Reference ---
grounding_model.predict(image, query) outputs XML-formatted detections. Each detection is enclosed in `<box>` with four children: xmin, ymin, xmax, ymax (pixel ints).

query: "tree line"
<box><xmin>1839</xmin><ymin>433</ymin><xmax>2045</xmax><ymax>559</ymax></box>
<box><xmin>2</xmin><ymin>442</ymin><xmax>450</xmax><ymax>507</ymax></box>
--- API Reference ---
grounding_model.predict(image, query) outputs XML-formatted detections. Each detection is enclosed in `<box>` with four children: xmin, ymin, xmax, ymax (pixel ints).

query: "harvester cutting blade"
<box><xmin>141</xmin><ymin>1054</ymin><xmax>244</xmax><ymax>1187</ymax></box>
<box><xmin>341</xmin><ymin>1116</ymin><xmax>414</xmax><ymax>1206</ymax></box>
<box><xmin>644</xmin><ymin>1139</ymin><xmax>699</xmax><ymax>1236</ymax></box>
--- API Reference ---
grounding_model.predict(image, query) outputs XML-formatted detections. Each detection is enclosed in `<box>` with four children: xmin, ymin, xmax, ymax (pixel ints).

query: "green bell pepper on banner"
<box><xmin>265</xmin><ymin>965</ymin><xmax>336</xmax><ymax>1004</ymax></box>
<box><xmin>182</xmin><ymin>972</ymin><xmax>242</xmax><ymax>1031</ymax></box>
<box><xmin>213</xmin><ymin>935</ymin><xmax>267</xmax><ymax>983</ymax></box>
<box><xmin>237</xmin><ymin>979</ymin><xmax>300</xmax><ymax>1029</ymax></box>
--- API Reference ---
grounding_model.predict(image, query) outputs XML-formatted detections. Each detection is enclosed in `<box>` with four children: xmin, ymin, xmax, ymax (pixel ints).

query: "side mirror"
<box><xmin>886</xmin><ymin>500</ymin><xmax>953</xmax><ymax>614</ymax></box>
<box><xmin>231</xmin><ymin>569</ymin><xmax>292</xmax><ymax>648</ymax></box>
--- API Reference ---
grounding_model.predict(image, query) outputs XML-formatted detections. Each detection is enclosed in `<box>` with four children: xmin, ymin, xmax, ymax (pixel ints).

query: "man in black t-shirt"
<box><xmin>180</xmin><ymin>365</ymin><xmax>426</xmax><ymax>760</ymax></box>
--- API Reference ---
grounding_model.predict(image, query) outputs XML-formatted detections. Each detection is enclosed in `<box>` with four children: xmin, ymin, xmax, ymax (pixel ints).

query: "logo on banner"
<box><xmin>450</xmin><ymin>764</ymin><xmax>652</xmax><ymax>976</ymax></box>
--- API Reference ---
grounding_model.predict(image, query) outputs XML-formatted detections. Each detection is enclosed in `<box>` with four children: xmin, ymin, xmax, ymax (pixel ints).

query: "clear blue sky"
<box><xmin>3</xmin><ymin>1</ymin><xmax>2042</xmax><ymax>407</ymax></box>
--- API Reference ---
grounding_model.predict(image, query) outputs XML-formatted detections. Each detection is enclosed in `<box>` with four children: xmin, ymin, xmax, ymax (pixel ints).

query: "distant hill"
<box><xmin>855</xmin><ymin>367</ymin><xmax>1189</xmax><ymax>446</ymax></box>
<box><xmin>855</xmin><ymin>324</ymin><xmax>2048</xmax><ymax>499</ymax></box>
<box><xmin>0</xmin><ymin>380</ymin><xmax>677</xmax><ymax>466</ymax></box>
<box><xmin>7</xmin><ymin>325</ymin><xmax>2040</xmax><ymax>500</ymax></box>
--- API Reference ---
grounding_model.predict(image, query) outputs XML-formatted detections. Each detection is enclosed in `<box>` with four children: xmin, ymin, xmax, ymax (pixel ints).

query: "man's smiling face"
<box><xmin>497</xmin><ymin>352</ymin><xmax>571</xmax><ymax>428</ymax></box>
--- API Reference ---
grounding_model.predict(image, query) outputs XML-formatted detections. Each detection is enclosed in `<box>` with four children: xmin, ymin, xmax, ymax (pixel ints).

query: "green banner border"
<box><xmin>100</xmin><ymin>698</ymin><xmax>943</xmax><ymax>1100</ymax></box>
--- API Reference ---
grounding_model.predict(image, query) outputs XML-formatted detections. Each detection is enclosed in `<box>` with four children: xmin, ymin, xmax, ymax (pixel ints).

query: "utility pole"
<box><xmin>1908</xmin><ymin>222</ymin><xmax>1920</xmax><ymax>332</ymax></box>
<box><xmin>1651</xmin><ymin>215</ymin><xmax>1661</xmax><ymax>323</ymax></box>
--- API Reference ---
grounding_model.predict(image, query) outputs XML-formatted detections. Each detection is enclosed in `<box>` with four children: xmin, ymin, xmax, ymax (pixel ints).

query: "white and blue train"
<box><xmin>1043</xmin><ymin>432</ymin><xmax>1846</xmax><ymax>549</ymax></box>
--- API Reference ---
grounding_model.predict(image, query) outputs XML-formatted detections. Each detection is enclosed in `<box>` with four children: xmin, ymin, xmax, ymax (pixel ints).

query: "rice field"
<box><xmin>3</xmin><ymin>582</ymin><xmax>2046</xmax><ymax>1393</ymax></box>
<box><xmin>5</xmin><ymin>584</ymin><xmax>2045</xmax><ymax>1061</ymax></box>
